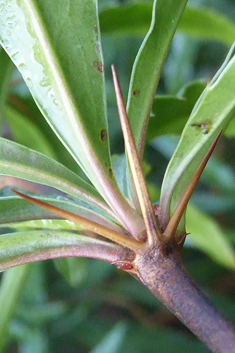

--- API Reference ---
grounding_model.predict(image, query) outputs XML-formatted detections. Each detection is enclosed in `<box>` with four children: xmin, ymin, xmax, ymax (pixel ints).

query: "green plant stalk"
<box><xmin>0</xmin><ymin>264</ymin><xmax>31</xmax><ymax>352</ymax></box>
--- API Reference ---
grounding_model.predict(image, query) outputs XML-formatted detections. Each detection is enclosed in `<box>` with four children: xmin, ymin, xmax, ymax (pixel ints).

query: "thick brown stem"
<box><xmin>135</xmin><ymin>245</ymin><xmax>235</xmax><ymax>353</ymax></box>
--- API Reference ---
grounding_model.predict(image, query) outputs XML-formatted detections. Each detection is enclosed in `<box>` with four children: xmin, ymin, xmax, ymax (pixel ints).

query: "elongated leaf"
<box><xmin>0</xmin><ymin>230</ymin><xmax>128</xmax><ymax>271</ymax></box>
<box><xmin>0</xmin><ymin>264</ymin><xmax>30</xmax><ymax>352</ymax></box>
<box><xmin>224</xmin><ymin>117</ymin><xmax>235</xmax><ymax>136</ymax></box>
<box><xmin>186</xmin><ymin>205</ymin><xmax>235</xmax><ymax>269</ymax></box>
<box><xmin>53</xmin><ymin>257</ymin><xmax>87</xmax><ymax>287</ymax></box>
<box><xmin>7</xmin><ymin>93</ymin><xmax>79</xmax><ymax>172</ymax></box>
<box><xmin>160</xmin><ymin>45</ymin><xmax>235</xmax><ymax>230</ymax></box>
<box><xmin>0</xmin><ymin>0</ymin><xmax>110</xmax><ymax>187</ymax></box>
<box><xmin>147</xmin><ymin>81</ymin><xmax>206</xmax><ymax>140</ymax></box>
<box><xmin>179</xmin><ymin>7</ymin><xmax>235</xmax><ymax>47</ymax></box>
<box><xmin>0</xmin><ymin>195</ymin><xmax>123</xmax><ymax>233</ymax></box>
<box><xmin>0</xmin><ymin>0</ymin><xmax>143</xmax><ymax>233</ymax></box>
<box><xmin>100</xmin><ymin>3</ymin><xmax>235</xmax><ymax>47</ymax></box>
<box><xmin>0</xmin><ymin>48</ymin><xmax>14</xmax><ymax>115</ymax></box>
<box><xmin>0</xmin><ymin>138</ymin><xmax>117</xmax><ymax>219</ymax></box>
<box><xmin>3</xmin><ymin>104</ymin><xmax>57</xmax><ymax>159</ymax></box>
<box><xmin>112</xmin><ymin>154</ymin><xmax>130</xmax><ymax>198</ymax></box>
<box><xmin>90</xmin><ymin>322</ymin><xmax>127</xmax><ymax>353</ymax></box>
<box><xmin>146</xmin><ymin>171</ymin><xmax>235</xmax><ymax>268</ymax></box>
<box><xmin>126</xmin><ymin>0</ymin><xmax>188</xmax><ymax>156</ymax></box>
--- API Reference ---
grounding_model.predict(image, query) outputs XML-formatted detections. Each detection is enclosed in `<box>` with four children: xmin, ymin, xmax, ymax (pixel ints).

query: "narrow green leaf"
<box><xmin>112</xmin><ymin>154</ymin><xmax>130</xmax><ymax>198</ymax></box>
<box><xmin>3</xmin><ymin>104</ymin><xmax>57</xmax><ymax>159</ymax></box>
<box><xmin>0</xmin><ymin>138</ymin><xmax>116</xmax><ymax>219</ymax></box>
<box><xmin>90</xmin><ymin>322</ymin><xmax>127</xmax><ymax>353</ymax></box>
<box><xmin>7</xmin><ymin>93</ymin><xmax>79</xmax><ymax>172</ymax></box>
<box><xmin>160</xmin><ymin>45</ymin><xmax>235</xmax><ymax>230</ymax></box>
<box><xmin>0</xmin><ymin>195</ymin><xmax>124</xmax><ymax>233</ymax></box>
<box><xmin>147</xmin><ymin>81</ymin><xmax>206</xmax><ymax>140</ymax></box>
<box><xmin>0</xmin><ymin>47</ymin><xmax>14</xmax><ymax>138</ymax></box>
<box><xmin>126</xmin><ymin>0</ymin><xmax>188</xmax><ymax>156</ymax></box>
<box><xmin>0</xmin><ymin>264</ymin><xmax>30</xmax><ymax>352</ymax></box>
<box><xmin>0</xmin><ymin>230</ymin><xmax>128</xmax><ymax>271</ymax></box>
<box><xmin>186</xmin><ymin>205</ymin><xmax>235</xmax><ymax>270</ymax></box>
<box><xmin>53</xmin><ymin>257</ymin><xmax>86</xmax><ymax>287</ymax></box>
<box><xmin>224</xmin><ymin>113</ymin><xmax>235</xmax><ymax>137</ymax></box>
<box><xmin>100</xmin><ymin>3</ymin><xmax>235</xmax><ymax>47</ymax></box>
<box><xmin>179</xmin><ymin>7</ymin><xmax>235</xmax><ymax>47</ymax></box>
<box><xmin>0</xmin><ymin>0</ymin><xmax>111</xmax><ymax>186</ymax></box>
<box><xmin>0</xmin><ymin>48</ymin><xmax>14</xmax><ymax>112</ymax></box>
<box><xmin>0</xmin><ymin>0</ymin><xmax>143</xmax><ymax>233</ymax></box>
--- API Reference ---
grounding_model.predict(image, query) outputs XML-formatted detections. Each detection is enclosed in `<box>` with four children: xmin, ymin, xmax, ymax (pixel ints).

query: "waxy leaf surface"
<box><xmin>0</xmin><ymin>138</ymin><xmax>116</xmax><ymax>218</ymax></box>
<box><xmin>126</xmin><ymin>0</ymin><xmax>188</xmax><ymax>156</ymax></box>
<box><xmin>0</xmin><ymin>0</ymin><xmax>112</xmax><ymax>185</ymax></box>
<box><xmin>0</xmin><ymin>230</ymin><xmax>127</xmax><ymax>271</ymax></box>
<box><xmin>0</xmin><ymin>195</ymin><xmax>123</xmax><ymax>233</ymax></box>
<box><xmin>160</xmin><ymin>47</ymin><xmax>235</xmax><ymax>230</ymax></box>
<box><xmin>0</xmin><ymin>0</ymin><xmax>141</xmax><ymax>230</ymax></box>
<box><xmin>100</xmin><ymin>3</ymin><xmax>235</xmax><ymax>47</ymax></box>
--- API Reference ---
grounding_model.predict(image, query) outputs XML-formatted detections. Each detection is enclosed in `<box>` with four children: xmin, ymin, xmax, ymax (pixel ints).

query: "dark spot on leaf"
<box><xmin>192</xmin><ymin>122</ymin><xmax>209</xmax><ymax>134</ymax></box>
<box><xmin>109</xmin><ymin>167</ymin><xmax>114</xmax><ymax>178</ymax></box>
<box><xmin>133</xmin><ymin>89</ymin><xmax>139</xmax><ymax>96</ymax></box>
<box><xmin>97</xmin><ymin>63</ymin><xmax>104</xmax><ymax>73</ymax></box>
<box><xmin>100</xmin><ymin>129</ymin><xmax>107</xmax><ymax>142</ymax></box>
<box><xmin>93</xmin><ymin>61</ymin><xmax>104</xmax><ymax>73</ymax></box>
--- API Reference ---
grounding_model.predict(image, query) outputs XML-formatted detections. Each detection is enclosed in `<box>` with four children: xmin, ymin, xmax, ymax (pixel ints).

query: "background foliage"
<box><xmin>1</xmin><ymin>0</ymin><xmax>235</xmax><ymax>352</ymax></box>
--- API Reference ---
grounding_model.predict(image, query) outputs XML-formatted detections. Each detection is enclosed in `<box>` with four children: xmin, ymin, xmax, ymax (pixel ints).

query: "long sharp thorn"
<box><xmin>111</xmin><ymin>65</ymin><xmax>161</xmax><ymax>245</ymax></box>
<box><xmin>163</xmin><ymin>130</ymin><xmax>223</xmax><ymax>239</ymax></box>
<box><xmin>11</xmin><ymin>189</ymin><xmax>141</xmax><ymax>252</ymax></box>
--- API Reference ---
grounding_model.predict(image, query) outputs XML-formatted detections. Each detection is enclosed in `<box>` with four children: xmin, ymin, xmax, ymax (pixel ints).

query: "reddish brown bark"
<box><xmin>135</xmin><ymin>244</ymin><xmax>235</xmax><ymax>353</ymax></box>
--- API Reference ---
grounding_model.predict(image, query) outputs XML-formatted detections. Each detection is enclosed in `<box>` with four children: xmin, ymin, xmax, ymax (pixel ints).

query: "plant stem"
<box><xmin>135</xmin><ymin>244</ymin><xmax>235</xmax><ymax>353</ymax></box>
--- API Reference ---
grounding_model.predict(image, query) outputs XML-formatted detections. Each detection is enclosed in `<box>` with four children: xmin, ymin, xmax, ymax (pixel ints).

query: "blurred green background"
<box><xmin>1</xmin><ymin>0</ymin><xmax>235</xmax><ymax>352</ymax></box>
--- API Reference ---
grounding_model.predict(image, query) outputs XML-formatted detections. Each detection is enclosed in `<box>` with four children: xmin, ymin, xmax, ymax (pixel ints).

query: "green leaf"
<box><xmin>0</xmin><ymin>230</ymin><xmax>127</xmax><ymax>271</ymax></box>
<box><xmin>147</xmin><ymin>81</ymin><xmax>206</xmax><ymax>140</ymax></box>
<box><xmin>0</xmin><ymin>0</ymin><xmax>111</xmax><ymax>187</ymax></box>
<box><xmin>0</xmin><ymin>264</ymin><xmax>30</xmax><ymax>352</ymax></box>
<box><xmin>53</xmin><ymin>257</ymin><xmax>86</xmax><ymax>287</ymax></box>
<box><xmin>179</xmin><ymin>7</ymin><xmax>235</xmax><ymax>47</ymax></box>
<box><xmin>160</xmin><ymin>44</ymin><xmax>235</xmax><ymax>231</ymax></box>
<box><xmin>186</xmin><ymin>204</ymin><xmax>235</xmax><ymax>270</ymax></box>
<box><xmin>100</xmin><ymin>3</ymin><xmax>235</xmax><ymax>47</ymax></box>
<box><xmin>90</xmin><ymin>322</ymin><xmax>127</xmax><ymax>353</ymax></box>
<box><xmin>0</xmin><ymin>0</ymin><xmax>143</xmax><ymax>233</ymax></box>
<box><xmin>0</xmin><ymin>138</ymin><xmax>116</xmax><ymax>219</ymax></box>
<box><xmin>3</xmin><ymin>104</ymin><xmax>57</xmax><ymax>159</ymax></box>
<box><xmin>126</xmin><ymin>0</ymin><xmax>188</xmax><ymax>156</ymax></box>
<box><xmin>0</xmin><ymin>48</ymin><xmax>14</xmax><ymax>114</ymax></box>
<box><xmin>112</xmin><ymin>154</ymin><xmax>130</xmax><ymax>198</ymax></box>
<box><xmin>7</xmin><ymin>93</ymin><xmax>80</xmax><ymax>173</ymax></box>
<box><xmin>0</xmin><ymin>195</ymin><xmax>123</xmax><ymax>233</ymax></box>
<box><xmin>224</xmin><ymin>112</ymin><xmax>235</xmax><ymax>137</ymax></box>
<box><xmin>99</xmin><ymin>2</ymin><xmax>151</xmax><ymax>35</ymax></box>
